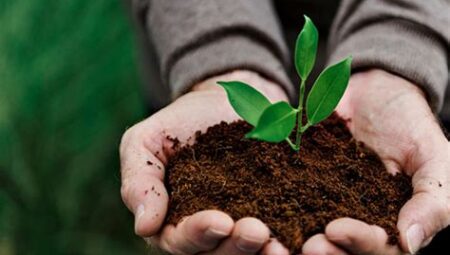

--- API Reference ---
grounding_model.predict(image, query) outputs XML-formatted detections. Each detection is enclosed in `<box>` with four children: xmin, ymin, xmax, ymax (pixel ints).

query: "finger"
<box><xmin>302</xmin><ymin>234</ymin><xmax>349</xmax><ymax>255</ymax></box>
<box><xmin>156</xmin><ymin>210</ymin><xmax>234</xmax><ymax>254</ymax></box>
<box><xmin>120</xmin><ymin>124</ymin><xmax>168</xmax><ymax>237</ymax></box>
<box><xmin>260</xmin><ymin>238</ymin><xmax>290</xmax><ymax>255</ymax></box>
<box><xmin>325</xmin><ymin>218</ymin><xmax>402</xmax><ymax>255</ymax></box>
<box><xmin>397</xmin><ymin>157</ymin><xmax>450</xmax><ymax>254</ymax></box>
<box><xmin>205</xmin><ymin>217</ymin><xmax>270</xmax><ymax>255</ymax></box>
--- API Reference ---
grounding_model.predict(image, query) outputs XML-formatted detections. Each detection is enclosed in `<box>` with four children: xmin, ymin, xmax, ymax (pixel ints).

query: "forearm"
<box><xmin>146</xmin><ymin>0</ymin><xmax>294</xmax><ymax>100</ymax></box>
<box><xmin>328</xmin><ymin>0</ymin><xmax>449</xmax><ymax>112</ymax></box>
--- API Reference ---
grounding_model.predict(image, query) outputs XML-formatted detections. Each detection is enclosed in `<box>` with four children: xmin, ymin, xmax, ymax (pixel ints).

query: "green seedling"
<box><xmin>218</xmin><ymin>16</ymin><xmax>352</xmax><ymax>151</ymax></box>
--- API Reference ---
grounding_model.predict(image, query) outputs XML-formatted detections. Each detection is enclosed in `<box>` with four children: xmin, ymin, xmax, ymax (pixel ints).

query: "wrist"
<box><xmin>336</xmin><ymin>69</ymin><xmax>427</xmax><ymax>119</ymax></box>
<box><xmin>191</xmin><ymin>70</ymin><xmax>290</xmax><ymax>102</ymax></box>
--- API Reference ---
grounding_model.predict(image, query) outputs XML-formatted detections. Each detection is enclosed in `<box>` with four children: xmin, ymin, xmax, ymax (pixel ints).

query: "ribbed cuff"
<box><xmin>328</xmin><ymin>19</ymin><xmax>448</xmax><ymax>112</ymax></box>
<box><xmin>169</xmin><ymin>35</ymin><xmax>295</xmax><ymax>100</ymax></box>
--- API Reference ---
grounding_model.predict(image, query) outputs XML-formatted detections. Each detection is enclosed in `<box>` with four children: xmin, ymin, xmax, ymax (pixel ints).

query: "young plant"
<box><xmin>218</xmin><ymin>16</ymin><xmax>352</xmax><ymax>151</ymax></box>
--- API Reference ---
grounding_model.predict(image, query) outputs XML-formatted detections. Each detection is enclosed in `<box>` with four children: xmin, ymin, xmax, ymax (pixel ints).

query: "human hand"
<box><xmin>302</xmin><ymin>69</ymin><xmax>450</xmax><ymax>255</ymax></box>
<box><xmin>119</xmin><ymin>70</ymin><xmax>291</xmax><ymax>255</ymax></box>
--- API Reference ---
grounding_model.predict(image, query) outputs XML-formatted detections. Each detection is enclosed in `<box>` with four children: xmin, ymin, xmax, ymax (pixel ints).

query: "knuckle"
<box><xmin>120</xmin><ymin>125</ymin><xmax>139</xmax><ymax>152</ymax></box>
<box><xmin>159</xmin><ymin>238</ymin><xmax>177</xmax><ymax>255</ymax></box>
<box><xmin>421</xmin><ymin>194</ymin><xmax>450</xmax><ymax>233</ymax></box>
<box><xmin>183</xmin><ymin>237</ymin><xmax>206</xmax><ymax>252</ymax></box>
<box><xmin>446</xmin><ymin>202</ymin><xmax>450</xmax><ymax>217</ymax></box>
<box><xmin>432</xmin><ymin>194</ymin><xmax>449</xmax><ymax>216</ymax></box>
<box><xmin>163</xmin><ymin>236</ymin><xmax>190</xmax><ymax>255</ymax></box>
<box><xmin>438</xmin><ymin>200</ymin><xmax>450</xmax><ymax>226</ymax></box>
<box><xmin>120</xmin><ymin>179</ymin><xmax>135</xmax><ymax>206</ymax></box>
<box><xmin>173</xmin><ymin>249</ymin><xmax>189</xmax><ymax>255</ymax></box>
<box><xmin>179</xmin><ymin>220</ymin><xmax>209</xmax><ymax>250</ymax></box>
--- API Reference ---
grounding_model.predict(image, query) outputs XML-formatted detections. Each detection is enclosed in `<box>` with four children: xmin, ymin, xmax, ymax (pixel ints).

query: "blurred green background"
<box><xmin>0</xmin><ymin>0</ymin><xmax>164</xmax><ymax>254</ymax></box>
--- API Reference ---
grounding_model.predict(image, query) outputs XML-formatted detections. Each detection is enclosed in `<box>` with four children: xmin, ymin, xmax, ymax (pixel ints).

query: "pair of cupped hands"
<box><xmin>120</xmin><ymin>69</ymin><xmax>450</xmax><ymax>255</ymax></box>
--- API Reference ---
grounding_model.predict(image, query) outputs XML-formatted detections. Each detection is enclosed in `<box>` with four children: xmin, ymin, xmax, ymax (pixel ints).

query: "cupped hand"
<box><xmin>302</xmin><ymin>69</ymin><xmax>450</xmax><ymax>255</ymax></box>
<box><xmin>119</xmin><ymin>70</ymin><xmax>290</xmax><ymax>255</ymax></box>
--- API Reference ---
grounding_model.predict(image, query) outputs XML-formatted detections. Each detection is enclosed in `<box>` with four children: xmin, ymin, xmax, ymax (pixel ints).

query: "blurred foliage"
<box><xmin>0</xmin><ymin>0</ymin><xmax>162</xmax><ymax>254</ymax></box>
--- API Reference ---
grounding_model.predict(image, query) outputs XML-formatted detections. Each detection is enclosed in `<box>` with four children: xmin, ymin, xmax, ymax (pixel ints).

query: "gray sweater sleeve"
<box><xmin>147</xmin><ymin>0</ymin><xmax>294</xmax><ymax>99</ymax></box>
<box><xmin>328</xmin><ymin>0</ymin><xmax>450</xmax><ymax>112</ymax></box>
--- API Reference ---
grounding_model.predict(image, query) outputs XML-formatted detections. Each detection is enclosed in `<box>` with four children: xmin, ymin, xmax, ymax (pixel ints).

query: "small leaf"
<box><xmin>217</xmin><ymin>81</ymin><xmax>271</xmax><ymax>126</ymax></box>
<box><xmin>306</xmin><ymin>57</ymin><xmax>352</xmax><ymax>125</ymax></box>
<box><xmin>246</xmin><ymin>101</ymin><xmax>297</xmax><ymax>142</ymax></box>
<box><xmin>295</xmin><ymin>15</ymin><xmax>319</xmax><ymax>80</ymax></box>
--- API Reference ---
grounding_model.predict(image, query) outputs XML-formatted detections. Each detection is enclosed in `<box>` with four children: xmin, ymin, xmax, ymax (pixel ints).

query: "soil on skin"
<box><xmin>165</xmin><ymin>114</ymin><xmax>412</xmax><ymax>254</ymax></box>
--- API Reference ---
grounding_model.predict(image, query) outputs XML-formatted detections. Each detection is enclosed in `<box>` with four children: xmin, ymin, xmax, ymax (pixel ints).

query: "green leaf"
<box><xmin>217</xmin><ymin>81</ymin><xmax>271</xmax><ymax>126</ymax></box>
<box><xmin>295</xmin><ymin>15</ymin><xmax>319</xmax><ymax>80</ymax></box>
<box><xmin>306</xmin><ymin>57</ymin><xmax>352</xmax><ymax>125</ymax></box>
<box><xmin>246</xmin><ymin>101</ymin><xmax>297</xmax><ymax>142</ymax></box>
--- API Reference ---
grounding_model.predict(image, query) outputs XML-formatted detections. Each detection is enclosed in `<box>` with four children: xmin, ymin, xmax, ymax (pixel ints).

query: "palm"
<box><xmin>337</xmin><ymin>70</ymin><xmax>448</xmax><ymax>180</ymax></box>
<box><xmin>150</xmin><ymin>90</ymin><xmax>239</xmax><ymax>154</ymax></box>
<box><xmin>307</xmin><ymin>69</ymin><xmax>450</xmax><ymax>255</ymax></box>
<box><xmin>339</xmin><ymin>79</ymin><xmax>424</xmax><ymax>175</ymax></box>
<box><xmin>120</xmin><ymin>71</ymin><xmax>291</xmax><ymax>255</ymax></box>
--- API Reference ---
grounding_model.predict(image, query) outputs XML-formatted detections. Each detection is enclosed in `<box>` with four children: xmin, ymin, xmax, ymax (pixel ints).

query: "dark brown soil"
<box><xmin>165</xmin><ymin>115</ymin><xmax>412</xmax><ymax>254</ymax></box>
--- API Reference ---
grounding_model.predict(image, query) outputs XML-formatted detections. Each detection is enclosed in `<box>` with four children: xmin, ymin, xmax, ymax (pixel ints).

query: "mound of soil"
<box><xmin>165</xmin><ymin>115</ymin><xmax>412</xmax><ymax>254</ymax></box>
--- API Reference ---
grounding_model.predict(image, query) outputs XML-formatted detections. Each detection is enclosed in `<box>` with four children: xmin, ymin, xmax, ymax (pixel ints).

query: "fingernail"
<box><xmin>407</xmin><ymin>224</ymin><xmax>424</xmax><ymax>254</ymax></box>
<box><xmin>236</xmin><ymin>235</ymin><xmax>263</xmax><ymax>253</ymax></box>
<box><xmin>423</xmin><ymin>235</ymin><xmax>435</xmax><ymax>247</ymax></box>
<box><xmin>204</xmin><ymin>228</ymin><xmax>229</xmax><ymax>239</ymax></box>
<box><xmin>143</xmin><ymin>237</ymin><xmax>152</xmax><ymax>245</ymax></box>
<box><xmin>135</xmin><ymin>204</ymin><xmax>145</xmax><ymax>222</ymax></box>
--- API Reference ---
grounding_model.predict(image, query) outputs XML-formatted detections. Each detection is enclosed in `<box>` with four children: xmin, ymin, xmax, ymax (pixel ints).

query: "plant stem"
<box><xmin>295</xmin><ymin>79</ymin><xmax>306</xmax><ymax>149</ymax></box>
<box><xmin>285</xmin><ymin>138</ymin><xmax>299</xmax><ymax>151</ymax></box>
<box><xmin>300</xmin><ymin>122</ymin><xmax>311</xmax><ymax>133</ymax></box>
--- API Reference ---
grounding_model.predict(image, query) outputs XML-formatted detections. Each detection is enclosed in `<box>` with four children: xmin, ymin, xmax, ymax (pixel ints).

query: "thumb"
<box><xmin>121</xmin><ymin>172</ymin><xmax>168</xmax><ymax>237</ymax></box>
<box><xmin>397</xmin><ymin>157</ymin><xmax>450</xmax><ymax>254</ymax></box>
<box><xmin>120</xmin><ymin>128</ymin><xmax>169</xmax><ymax>237</ymax></box>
